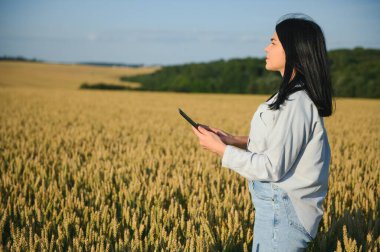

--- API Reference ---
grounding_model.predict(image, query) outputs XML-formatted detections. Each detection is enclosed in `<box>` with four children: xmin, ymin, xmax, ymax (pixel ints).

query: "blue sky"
<box><xmin>0</xmin><ymin>0</ymin><xmax>379</xmax><ymax>66</ymax></box>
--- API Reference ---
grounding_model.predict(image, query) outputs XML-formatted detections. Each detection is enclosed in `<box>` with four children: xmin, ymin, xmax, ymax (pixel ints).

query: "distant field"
<box><xmin>0</xmin><ymin>61</ymin><xmax>379</xmax><ymax>251</ymax></box>
<box><xmin>0</xmin><ymin>61</ymin><xmax>160</xmax><ymax>90</ymax></box>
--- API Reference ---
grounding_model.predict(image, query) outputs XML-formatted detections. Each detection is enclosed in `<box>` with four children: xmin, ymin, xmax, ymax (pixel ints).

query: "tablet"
<box><xmin>178</xmin><ymin>108</ymin><xmax>199</xmax><ymax>129</ymax></box>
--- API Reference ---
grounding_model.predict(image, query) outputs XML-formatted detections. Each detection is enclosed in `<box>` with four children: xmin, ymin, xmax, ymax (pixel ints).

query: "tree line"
<box><xmin>120</xmin><ymin>47</ymin><xmax>380</xmax><ymax>98</ymax></box>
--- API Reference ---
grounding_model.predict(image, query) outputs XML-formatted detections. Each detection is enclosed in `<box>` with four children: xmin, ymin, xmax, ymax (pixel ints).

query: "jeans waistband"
<box><xmin>249</xmin><ymin>180</ymin><xmax>285</xmax><ymax>199</ymax></box>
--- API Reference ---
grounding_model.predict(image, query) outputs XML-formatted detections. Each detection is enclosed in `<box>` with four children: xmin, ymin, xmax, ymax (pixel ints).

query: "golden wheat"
<box><xmin>0</xmin><ymin>62</ymin><xmax>379</xmax><ymax>251</ymax></box>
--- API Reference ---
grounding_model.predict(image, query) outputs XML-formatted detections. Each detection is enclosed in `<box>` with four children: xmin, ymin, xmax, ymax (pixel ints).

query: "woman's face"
<box><xmin>264</xmin><ymin>31</ymin><xmax>286</xmax><ymax>76</ymax></box>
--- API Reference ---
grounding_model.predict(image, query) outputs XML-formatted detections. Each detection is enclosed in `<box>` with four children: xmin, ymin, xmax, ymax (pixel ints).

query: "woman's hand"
<box><xmin>197</xmin><ymin>124</ymin><xmax>235</xmax><ymax>145</ymax></box>
<box><xmin>191</xmin><ymin>125</ymin><xmax>226</xmax><ymax>157</ymax></box>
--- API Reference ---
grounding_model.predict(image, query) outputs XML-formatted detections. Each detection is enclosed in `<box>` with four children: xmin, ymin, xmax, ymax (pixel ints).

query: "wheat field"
<box><xmin>0</xmin><ymin>61</ymin><xmax>160</xmax><ymax>90</ymax></box>
<box><xmin>0</xmin><ymin>61</ymin><xmax>379</xmax><ymax>251</ymax></box>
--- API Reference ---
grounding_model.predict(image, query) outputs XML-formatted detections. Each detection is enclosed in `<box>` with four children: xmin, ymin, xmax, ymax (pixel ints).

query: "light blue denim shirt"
<box><xmin>222</xmin><ymin>89</ymin><xmax>331</xmax><ymax>238</ymax></box>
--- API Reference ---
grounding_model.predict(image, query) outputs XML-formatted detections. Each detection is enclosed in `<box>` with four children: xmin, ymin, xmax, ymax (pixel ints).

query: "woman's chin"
<box><xmin>265</xmin><ymin>65</ymin><xmax>278</xmax><ymax>72</ymax></box>
<box><xmin>265</xmin><ymin>64</ymin><xmax>272</xmax><ymax>71</ymax></box>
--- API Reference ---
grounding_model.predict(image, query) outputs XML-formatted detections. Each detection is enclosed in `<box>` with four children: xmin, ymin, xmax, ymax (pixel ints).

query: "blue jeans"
<box><xmin>248</xmin><ymin>180</ymin><xmax>313</xmax><ymax>251</ymax></box>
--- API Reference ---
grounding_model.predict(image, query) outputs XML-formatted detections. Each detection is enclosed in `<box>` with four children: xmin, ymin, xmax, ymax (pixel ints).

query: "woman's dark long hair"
<box><xmin>266</xmin><ymin>13</ymin><xmax>335</xmax><ymax>117</ymax></box>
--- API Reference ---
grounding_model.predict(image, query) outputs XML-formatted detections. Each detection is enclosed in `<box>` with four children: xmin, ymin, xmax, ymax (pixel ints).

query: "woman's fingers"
<box><xmin>208</xmin><ymin>126</ymin><xmax>228</xmax><ymax>136</ymax></box>
<box><xmin>214</xmin><ymin>129</ymin><xmax>228</xmax><ymax>136</ymax></box>
<box><xmin>192</xmin><ymin>126</ymin><xmax>201</xmax><ymax>137</ymax></box>
<box><xmin>198</xmin><ymin>124</ymin><xmax>213</xmax><ymax>132</ymax></box>
<box><xmin>198</xmin><ymin>125</ymin><xmax>210</xmax><ymax>135</ymax></box>
<box><xmin>198</xmin><ymin>124</ymin><xmax>220</xmax><ymax>134</ymax></box>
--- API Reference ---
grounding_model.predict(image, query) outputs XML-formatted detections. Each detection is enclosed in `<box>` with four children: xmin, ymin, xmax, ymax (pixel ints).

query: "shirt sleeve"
<box><xmin>221</xmin><ymin>97</ymin><xmax>313</xmax><ymax>182</ymax></box>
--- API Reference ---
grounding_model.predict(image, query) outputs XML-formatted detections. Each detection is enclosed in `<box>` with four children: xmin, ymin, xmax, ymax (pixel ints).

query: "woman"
<box><xmin>191</xmin><ymin>13</ymin><xmax>334</xmax><ymax>251</ymax></box>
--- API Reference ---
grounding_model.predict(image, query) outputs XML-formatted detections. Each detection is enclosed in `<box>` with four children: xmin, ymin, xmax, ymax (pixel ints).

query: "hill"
<box><xmin>0</xmin><ymin>61</ymin><xmax>160</xmax><ymax>90</ymax></box>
